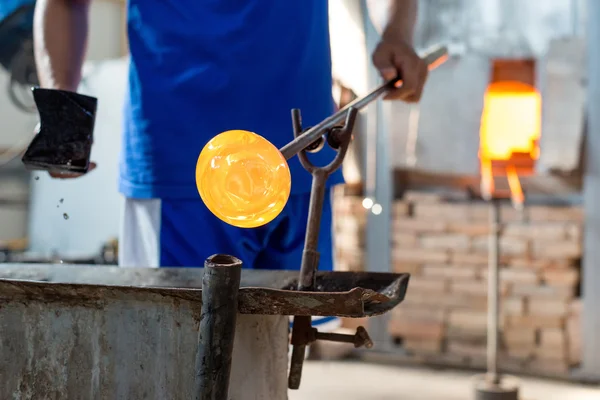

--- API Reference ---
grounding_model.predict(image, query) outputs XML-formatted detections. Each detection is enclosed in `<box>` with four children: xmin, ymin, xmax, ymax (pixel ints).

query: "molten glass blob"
<box><xmin>195</xmin><ymin>129</ymin><xmax>291</xmax><ymax>228</ymax></box>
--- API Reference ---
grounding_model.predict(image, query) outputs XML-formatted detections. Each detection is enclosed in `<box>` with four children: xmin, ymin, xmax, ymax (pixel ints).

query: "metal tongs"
<box><xmin>285</xmin><ymin>44</ymin><xmax>449</xmax><ymax>390</ymax></box>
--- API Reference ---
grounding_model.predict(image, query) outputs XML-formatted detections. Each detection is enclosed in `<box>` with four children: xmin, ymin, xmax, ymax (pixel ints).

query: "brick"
<box><xmin>420</xmin><ymin>234</ymin><xmax>471</xmax><ymax>251</ymax></box>
<box><xmin>569</xmin><ymin>299</ymin><xmax>583</xmax><ymax>316</ymax></box>
<box><xmin>447</xmin><ymin>340</ymin><xmax>487</xmax><ymax>359</ymax></box>
<box><xmin>413</xmin><ymin>203</ymin><xmax>471</xmax><ymax>221</ymax></box>
<box><xmin>448</xmin><ymin>310</ymin><xmax>487</xmax><ymax>333</ymax></box>
<box><xmin>532</xmin><ymin>240</ymin><xmax>581</xmax><ymax>260</ymax></box>
<box><xmin>428</xmin><ymin>352</ymin><xmax>471</xmax><ymax>366</ymax></box>
<box><xmin>506</xmin><ymin>347</ymin><xmax>535</xmax><ymax>360</ymax></box>
<box><xmin>391</xmin><ymin>262</ymin><xmax>422</xmax><ymax>275</ymax></box>
<box><xmin>335</xmin><ymin>262</ymin><xmax>363</xmax><ymax>272</ymax></box>
<box><xmin>540</xmin><ymin>328</ymin><xmax>566</xmax><ymax>347</ymax></box>
<box><xmin>391</xmin><ymin>306</ymin><xmax>446</xmax><ymax>323</ymax></box>
<box><xmin>341</xmin><ymin>317</ymin><xmax>368</xmax><ymax>330</ymax></box>
<box><xmin>508</xmin><ymin>258</ymin><xmax>572</xmax><ymax>270</ymax></box>
<box><xmin>450</xmin><ymin>278</ymin><xmax>512</xmax><ymax>296</ymax></box>
<box><xmin>529</xmin><ymin>298</ymin><xmax>570</xmax><ymax>317</ymax></box>
<box><xmin>535</xmin><ymin>345</ymin><xmax>567</xmax><ymax>362</ymax></box>
<box><xmin>481</xmin><ymin>267</ymin><xmax>540</xmax><ymax>284</ymax></box>
<box><xmin>472</xmin><ymin>236</ymin><xmax>528</xmax><ymax>256</ymax></box>
<box><xmin>500</xmin><ymin>205</ymin><xmax>528</xmax><ymax>222</ymax></box>
<box><xmin>392</xmin><ymin>233</ymin><xmax>418</xmax><ymax>248</ymax></box>
<box><xmin>501</xmin><ymin>297</ymin><xmax>526</xmax><ymax>316</ymax></box>
<box><xmin>529</xmin><ymin>359</ymin><xmax>570</xmax><ymax>375</ymax></box>
<box><xmin>335</xmin><ymin>248</ymin><xmax>364</xmax><ymax>264</ymax></box>
<box><xmin>402</xmin><ymin>292</ymin><xmax>486</xmax><ymax>311</ymax></box>
<box><xmin>335</xmin><ymin>234</ymin><xmax>363</xmax><ymax>250</ymax></box>
<box><xmin>402</xmin><ymin>339</ymin><xmax>443</xmax><ymax>354</ymax></box>
<box><xmin>528</xmin><ymin>206</ymin><xmax>583</xmax><ymax>222</ymax></box>
<box><xmin>511</xmin><ymin>284</ymin><xmax>574</xmax><ymax>301</ymax></box>
<box><xmin>335</xmin><ymin>252</ymin><xmax>364</xmax><ymax>272</ymax></box>
<box><xmin>503</xmin><ymin>328</ymin><xmax>536</xmax><ymax>346</ymax></box>
<box><xmin>333</xmin><ymin>197</ymin><xmax>366</xmax><ymax>215</ymax></box>
<box><xmin>423</xmin><ymin>264</ymin><xmax>477</xmax><ymax>280</ymax></box>
<box><xmin>445</xmin><ymin>295</ymin><xmax>488</xmax><ymax>311</ymax></box>
<box><xmin>506</xmin><ymin>315</ymin><xmax>565</xmax><ymax>329</ymax></box>
<box><xmin>567</xmin><ymin>315</ymin><xmax>581</xmax><ymax>365</ymax></box>
<box><xmin>393</xmin><ymin>201</ymin><xmax>410</xmax><ymax>217</ymax></box>
<box><xmin>393</xmin><ymin>249</ymin><xmax>449</xmax><ymax>264</ymax></box>
<box><xmin>503</xmin><ymin>222</ymin><xmax>567</xmax><ymax>240</ymax></box>
<box><xmin>566</xmin><ymin>223</ymin><xmax>583</xmax><ymax>241</ymax></box>
<box><xmin>450</xmin><ymin>280</ymin><xmax>487</xmax><ymax>296</ymax></box>
<box><xmin>468</xmin><ymin>204</ymin><xmax>491</xmax><ymax>220</ymax></box>
<box><xmin>403</xmin><ymin>190</ymin><xmax>444</xmax><ymax>203</ymax></box>
<box><xmin>451</xmin><ymin>252</ymin><xmax>489</xmax><ymax>266</ymax></box>
<box><xmin>542</xmin><ymin>267</ymin><xmax>580</xmax><ymax>287</ymax></box>
<box><xmin>447</xmin><ymin>222</ymin><xmax>490</xmax><ymax>236</ymax></box>
<box><xmin>388</xmin><ymin>319</ymin><xmax>445</xmax><ymax>340</ymax></box>
<box><xmin>394</xmin><ymin>218</ymin><xmax>446</xmax><ymax>233</ymax></box>
<box><xmin>407</xmin><ymin>276</ymin><xmax>448</xmax><ymax>293</ymax></box>
<box><xmin>446</xmin><ymin>326</ymin><xmax>486</xmax><ymax>344</ymax></box>
<box><xmin>334</xmin><ymin>215</ymin><xmax>365</xmax><ymax>231</ymax></box>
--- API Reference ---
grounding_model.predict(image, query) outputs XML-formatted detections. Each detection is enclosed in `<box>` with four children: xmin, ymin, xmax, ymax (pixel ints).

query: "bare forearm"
<box><xmin>382</xmin><ymin>0</ymin><xmax>417</xmax><ymax>43</ymax></box>
<box><xmin>368</xmin><ymin>0</ymin><xmax>418</xmax><ymax>44</ymax></box>
<box><xmin>33</xmin><ymin>0</ymin><xmax>91</xmax><ymax>91</ymax></box>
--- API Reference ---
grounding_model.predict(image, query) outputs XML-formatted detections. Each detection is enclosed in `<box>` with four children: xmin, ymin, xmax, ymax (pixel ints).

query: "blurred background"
<box><xmin>1</xmin><ymin>0</ymin><xmax>599</xmax><ymax>399</ymax></box>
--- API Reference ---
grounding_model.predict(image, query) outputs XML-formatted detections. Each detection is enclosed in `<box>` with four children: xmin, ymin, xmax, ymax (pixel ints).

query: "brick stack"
<box><xmin>332</xmin><ymin>187</ymin><xmax>583</xmax><ymax>376</ymax></box>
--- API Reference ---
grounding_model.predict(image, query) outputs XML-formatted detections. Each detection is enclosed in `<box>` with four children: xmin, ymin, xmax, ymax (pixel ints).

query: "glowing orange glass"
<box><xmin>195</xmin><ymin>130</ymin><xmax>291</xmax><ymax>228</ymax></box>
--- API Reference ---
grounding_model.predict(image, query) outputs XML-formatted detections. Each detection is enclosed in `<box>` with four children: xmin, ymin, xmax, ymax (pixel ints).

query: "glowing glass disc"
<box><xmin>195</xmin><ymin>130</ymin><xmax>291</xmax><ymax>228</ymax></box>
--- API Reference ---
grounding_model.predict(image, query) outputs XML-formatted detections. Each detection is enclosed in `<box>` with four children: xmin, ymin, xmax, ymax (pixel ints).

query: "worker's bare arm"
<box><xmin>368</xmin><ymin>0</ymin><xmax>428</xmax><ymax>102</ymax></box>
<box><xmin>33</xmin><ymin>0</ymin><xmax>91</xmax><ymax>91</ymax></box>
<box><xmin>33</xmin><ymin>0</ymin><xmax>96</xmax><ymax>178</ymax></box>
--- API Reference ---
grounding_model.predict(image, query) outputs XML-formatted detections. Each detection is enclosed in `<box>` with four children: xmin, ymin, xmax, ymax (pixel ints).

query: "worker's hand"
<box><xmin>372</xmin><ymin>38</ymin><xmax>428</xmax><ymax>102</ymax></box>
<box><xmin>48</xmin><ymin>162</ymin><xmax>97</xmax><ymax>179</ymax></box>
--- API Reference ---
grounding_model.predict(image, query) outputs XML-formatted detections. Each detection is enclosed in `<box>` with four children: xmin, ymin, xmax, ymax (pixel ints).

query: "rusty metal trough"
<box><xmin>0</xmin><ymin>264</ymin><xmax>409</xmax><ymax>399</ymax></box>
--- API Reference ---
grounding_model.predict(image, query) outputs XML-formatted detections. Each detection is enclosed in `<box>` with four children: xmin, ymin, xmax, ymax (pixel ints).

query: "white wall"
<box><xmin>27</xmin><ymin>57</ymin><xmax>128</xmax><ymax>257</ymax></box>
<box><xmin>0</xmin><ymin>0</ymin><xmax>127</xmax><ymax>256</ymax></box>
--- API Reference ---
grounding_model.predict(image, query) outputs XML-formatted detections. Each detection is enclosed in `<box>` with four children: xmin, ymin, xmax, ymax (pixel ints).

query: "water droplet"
<box><xmin>63</xmin><ymin>213</ymin><xmax>69</xmax><ymax>220</ymax></box>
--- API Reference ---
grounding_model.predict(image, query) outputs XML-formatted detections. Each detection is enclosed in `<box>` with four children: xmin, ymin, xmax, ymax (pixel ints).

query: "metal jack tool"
<box><xmin>284</xmin><ymin>44</ymin><xmax>448</xmax><ymax>390</ymax></box>
<box><xmin>473</xmin><ymin>199</ymin><xmax>519</xmax><ymax>400</ymax></box>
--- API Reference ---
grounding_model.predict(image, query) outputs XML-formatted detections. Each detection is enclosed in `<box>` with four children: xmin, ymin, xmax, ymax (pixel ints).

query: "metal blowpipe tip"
<box><xmin>279</xmin><ymin>44</ymin><xmax>449</xmax><ymax>160</ymax></box>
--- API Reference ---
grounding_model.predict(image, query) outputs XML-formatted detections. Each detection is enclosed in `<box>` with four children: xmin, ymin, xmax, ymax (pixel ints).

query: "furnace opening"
<box><xmin>479</xmin><ymin>59</ymin><xmax>541</xmax><ymax>203</ymax></box>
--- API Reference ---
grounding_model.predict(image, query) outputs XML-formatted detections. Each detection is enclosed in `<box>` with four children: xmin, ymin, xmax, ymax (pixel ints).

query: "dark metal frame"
<box><xmin>192</xmin><ymin>44</ymin><xmax>448</xmax><ymax>394</ymax></box>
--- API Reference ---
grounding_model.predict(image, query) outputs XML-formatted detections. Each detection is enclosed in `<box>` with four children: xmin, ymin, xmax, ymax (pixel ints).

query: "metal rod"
<box><xmin>288</xmin><ymin>108</ymin><xmax>357</xmax><ymax>391</ymax></box>
<box><xmin>315</xmin><ymin>326</ymin><xmax>373</xmax><ymax>348</ymax></box>
<box><xmin>195</xmin><ymin>254</ymin><xmax>242</xmax><ymax>400</ymax></box>
<box><xmin>298</xmin><ymin>170</ymin><xmax>327</xmax><ymax>290</ymax></box>
<box><xmin>279</xmin><ymin>45</ymin><xmax>448</xmax><ymax>160</ymax></box>
<box><xmin>487</xmin><ymin>200</ymin><xmax>501</xmax><ymax>385</ymax></box>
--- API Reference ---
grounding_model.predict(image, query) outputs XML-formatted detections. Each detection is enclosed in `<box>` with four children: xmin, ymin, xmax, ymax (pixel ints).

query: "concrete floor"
<box><xmin>289</xmin><ymin>361</ymin><xmax>600</xmax><ymax>400</ymax></box>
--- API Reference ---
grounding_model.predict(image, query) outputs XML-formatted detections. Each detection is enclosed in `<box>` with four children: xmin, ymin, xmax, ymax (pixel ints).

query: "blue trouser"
<box><xmin>159</xmin><ymin>191</ymin><xmax>334</xmax><ymax>271</ymax></box>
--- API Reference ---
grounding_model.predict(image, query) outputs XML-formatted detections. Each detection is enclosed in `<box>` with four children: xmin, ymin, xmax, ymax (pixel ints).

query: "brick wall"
<box><xmin>332</xmin><ymin>186</ymin><xmax>583</xmax><ymax>376</ymax></box>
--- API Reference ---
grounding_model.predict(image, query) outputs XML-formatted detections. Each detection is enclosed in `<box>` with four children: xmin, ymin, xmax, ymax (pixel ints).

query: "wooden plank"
<box><xmin>537</xmin><ymin>37</ymin><xmax>586</xmax><ymax>175</ymax></box>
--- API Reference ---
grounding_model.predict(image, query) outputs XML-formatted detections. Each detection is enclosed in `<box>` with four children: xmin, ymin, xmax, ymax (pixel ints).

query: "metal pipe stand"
<box><xmin>195</xmin><ymin>254</ymin><xmax>242</xmax><ymax>400</ymax></box>
<box><xmin>473</xmin><ymin>200</ymin><xmax>519</xmax><ymax>400</ymax></box>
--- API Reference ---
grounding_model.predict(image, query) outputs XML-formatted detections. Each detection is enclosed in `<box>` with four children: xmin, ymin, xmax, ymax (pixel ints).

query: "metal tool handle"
<box><xmin>279</xmin><ymin>44</ymin><xmax>448</xmax><ymax>160</ymax></box>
